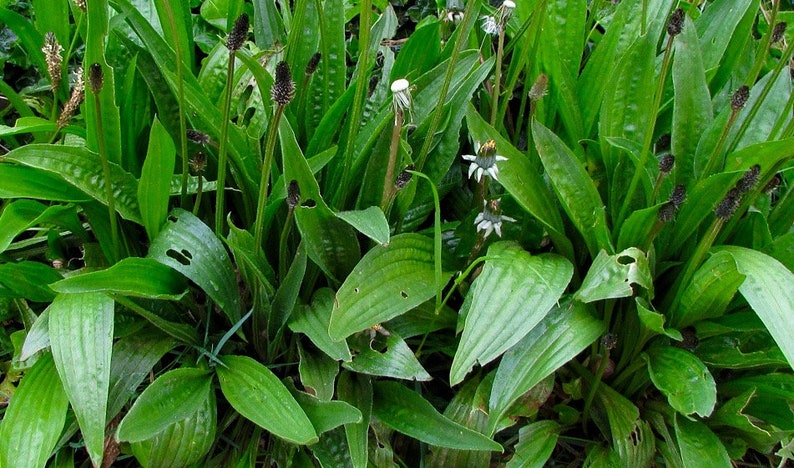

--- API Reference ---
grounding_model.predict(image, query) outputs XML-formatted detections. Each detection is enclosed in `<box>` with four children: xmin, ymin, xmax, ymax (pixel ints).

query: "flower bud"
<box><xmin>528</xmin><ymin>73</ymin><xmax>548</xmax><ymax>102</ymax></box>
<box><xmin>772</xmin><ymin>22</ymin><xmax>787</xmax><ymax>44</ymax></box>
<box><xmin>42</xmin><ymin>32</ymin><xmax>63</xmax><ymax>91</ymax></box>
<box><xmin>189</xmin><ymin>151</ymin><xmax>207</xmax><ymax>174</ymax></box>
<box><xmin>305</xmin><ymin>52</ymin><xmax>321</xmax><ymax>76</ymax></box>
<box><xmin>226</xmin><ymin>13</ymin><xmax>249</xmax><ymax>51</ymax></box>
<box><xmin>762</xmin><ymin>173</ymin><xmax>782</xmax><ymax>195</ymax></box>
<box><xmin>658</xmin><ymin>202</ymin><xmax>678</xmax><ymax>223</ymax></box>
<box><xmin>669</xmin><ymin>184</ymin><xmax>686</xmax><ymax>207</ymax></box>
<box><xmin>88</xmin><ymin>63</ymin><xmax>103</xmax><ymax>94</ymax></box>
<box><xmin>395</xmin><ymin>165</ymin><xmax>415</xmax><ymax>189</ymax></box>
<box><xmin>187</xmin><ymin>129</ymin><xmax>211</xmax><ymax>145</ymax></box>
<box><xmin>715</xmin><ymin>188</ymin><xmax>742</xmax><ymax>221</ymax></box>
<box><xmin>731</xmin><ymin>85</ymin><xmax>750</xmax><ymax>111</ymax></box>
<box><xmin>736</xmin><ymin>164</ymin><xmax>760</xmax><ymax>193</ymax></box>
<box><xmin>271</xmin><ymin>61</ymin><xmax>295</xmax><ymax>106</ymax></box>
<box><xmin>658</xmin><ymin>154</ymin><xmax>675</xmax><ymax>174</ymax></box>
<box><xmin>667</xmin><ymin>8</ymin><xmax>685</xmax><ymax>37</ymax></box>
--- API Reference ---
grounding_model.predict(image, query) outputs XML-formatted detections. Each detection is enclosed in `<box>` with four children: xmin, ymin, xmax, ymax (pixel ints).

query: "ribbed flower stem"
<box><xmin>253</xmin><ymin>105</ymin><xmax>286</xmax><ymax>255</ymax></box>
<box><xmin>91</xmin><ymin>77</ymin><xmax>119</xmax><ymax>263</ymax></box>
<box><xmin>380</xmin><ymin>109</ymin><xmax>403</xmax><ymax>213</ymax></box>
<box><xmin>490</xmin><ymin>27</ymin><xmax>505</xmax><ymax>127</ymax></box>
<box><xmin>214</xmin><ymin>54</ymin><xmax>236</xmax><ymax>236</ymax></box>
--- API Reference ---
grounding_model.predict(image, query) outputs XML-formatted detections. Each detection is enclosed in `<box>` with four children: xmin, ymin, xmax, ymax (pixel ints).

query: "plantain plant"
<box><xmin>0</xmin><ymin>0</ymin><xmax>792</xmax><ymax>466</ymax></box>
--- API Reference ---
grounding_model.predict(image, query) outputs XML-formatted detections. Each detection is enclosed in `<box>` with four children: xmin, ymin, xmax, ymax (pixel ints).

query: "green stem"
<box><xmin>380</xmin><ymin>110</ymin><xmax>403</xmax><ymax>213</ymax></box>
<box><xmin>93</xmin><ymin>93</ymin><xmax>119</xmax><ymax>263</ymax></box>
<box><xmin>699</xmin><ymin>110</ymin><xmax>739</xmax><ymax>179</ymax></box>
<box><xmin>279</xmin><ymin>208</ymin><xmax>295</xmax><ymax>281</ymax></box>
<box><xmin>215</xmin><ymin>51</ymin><xmax>237</xmax><ymax>236</ymax></box>
<box><xmin>409</xmin><ymin>171</ymin><xmax>443</xmax><ymax>312</ymax></box>
<box><xmin>490</xmin><ymin>27</ymin><xmax>505</xmax><ymax>127</ymax></box>
<box><xmin>253</xmin><ymin>105</ymin><xmax>286</xmax><ymax>254</ymax></box>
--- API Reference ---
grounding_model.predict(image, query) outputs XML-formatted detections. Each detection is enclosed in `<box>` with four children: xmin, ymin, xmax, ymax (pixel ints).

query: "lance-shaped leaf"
<box><xmin>646</xmin><ymin>346</ymin><xmax>717</xmax><ymax>417</ymax></box>
<box><xmin>138</xmin><ymin>117</ymin><xmax>176</xmax><ymax>240</ymax></box>
<box><xmin>675</xmin><ymin>416</ymin><xmax>731</xmax><ymax>467</ymax></box>
<box><xmin>343</xmin><ymin>332</ymin><xmax>431</xmax><ymax>381</ymax></box>
<box><xmin>450</xmin><ymin>243</ymin><xmax>573</xmax><ymax>386</ymax></box>
<box><xmin>574</xmin><ymin>248</ymin><xmax>653</xmax><ymax>303</ymax></box>
<box><xmin>336</xmin><ymin>206</ymin><xmax>390</xmax><ymax>246</ymax></box>
<box><xmin>49</xmin><ymin>292</ymin><xmax>114</xmax><ymax>468</ymax></box>
<box><xmin>329</xmin><ymin>234</ymin><xmax>450</xmax><ymax>341</ymax></box>
<box><xmin>290</xmin><ymin>288</ymin><xmax>351</xmax><ymax>362</ymax></box>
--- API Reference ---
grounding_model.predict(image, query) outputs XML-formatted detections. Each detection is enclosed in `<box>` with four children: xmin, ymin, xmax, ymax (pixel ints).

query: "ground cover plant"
<box><xmin>0</xmin><ymin>0</ymin><xmax>793</xmax><ymax>465</ymax></box>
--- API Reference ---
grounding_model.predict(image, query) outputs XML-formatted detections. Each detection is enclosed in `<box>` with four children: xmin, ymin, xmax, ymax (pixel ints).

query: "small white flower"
<box><xmin>474</xmin><ymin>199</ymin><xmax>516</xmax><ymax>238</ymax></box>
<box><xmin>391</xmin><ymin>78</ymin><xmax>412</xmax><ymax>116</ymax></box>
<box><xmin>481</xmin><ymin>15</ymin><xmax>501</xmax><ymax>35</ymax></box>
<box><xmin>461</xmin><ymin>139</ymin><xmax>508</xmax><ymax>182</ymax></box>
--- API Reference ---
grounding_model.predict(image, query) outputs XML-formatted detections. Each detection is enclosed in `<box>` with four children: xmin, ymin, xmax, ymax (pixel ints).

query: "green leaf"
<box><xmin>50</xmin><ymin>258</ymin><xmax>187</xmax><ymax>300</ymax></box>
<box><xmin>646</xmin><ymin>346</ymin><xmax>717</xmax><ymax>417</ymax></box>
<box><xmin>290</xmin><ymin>387</ymin><xmax>363</xmax><ymax>435</ymax></box>
<box><xmin>0</xmin><ymin>353</ymin><xmax>68</xmax><ymax>468</ymax></box>
<box><xmin>329</xmin><ymin>233</ymin><xmax>451</xmax><ymax>340</ymax></box>
<box><xmin>372</xmin><ymin>381</ymin><xmax>503</xmax><ymax>452</ymax></box>
<box><xmin>451</xmin><ymin>243</ymin><xmax>573</xmax><ymax>386</ymax></box>
<box><xmin>49</xmin><ymin>292</ymin><xmax>114</xmax><ymax>467</ymax></box>
<box><xmin>20</xmin><ymin>308</ymin><xmax>50</xmax><ymax>362</ymax></box>
<box><xmin>289</xmin><ymin>288</ymin><xmax>352</xmax><ymax>362</ymax></box>
<box><xmin>533</xmin><ymin>119</ymin><xmax>613</xmax><ymax>256</ymax></box>
<box><xmin>216</xmin><ymin>355</ymin><xmax>317</xmax><ymax>445</ymax></box>
<box><xmin>138</xmin><ymin>117</ymin><xmax>176</xmax><ymax>240</ymax></box>
<box><xmin>489</xmin><ymin>300</ymin><xmax>604</xmax><ymax>434</ymax></box>
<box><xmin>672</xmin><ymin>251</ymin><xmax>744</xmax><ymax>328</ymax></box>
<box><xmin>574</xmin><ymin>248</ymin><xmax>653</xmax><ymax>303</ymax></box>
<box><xmin>592</xmin><ymin>382</ymin><xmax>654</xmax><ymax>466</ymax></box>
<box><xmin>4</xmin><ymin>144</ymin><xmax>142</xmax><ymax>223</ymax></box>
<box><xmin>636</xmin><ymin>298</ymin><xmax>682</xmax><ymax>341</ymax></box>
<box><xmin>0</xmin><ymin>200</ymin><xmax>79</xmax><ymax>254</ymax></box>
<box><xmin>298</xmin><ymin>342</ymin><xmax>339</xmax><ymax>401</ymax></box>
<box><xmin>0</xmin><ymin>261</ymin><xmax>62</xmax><ymax>302</ymax></box>
<box><xmin>0</xmin><ymin>164</ymin><xmax>90</xmax><ymax>202</ymax></box>
<box><xmin>336</xmin><ymin>206</ymin><xmax>390</xmax><ymax>246</ymax></box>
<box><xmin>270</xmin><ymin>241</ymin><xmax>307</xmax><ymax>339</ymax></box>
<box><xmin>343</xmin><ymin>332</ymin><xmax>431</xmax><ymax>381</ymax></box>
<box><xmin>506</xmin><ymin>420</ymin><xmax>561</xmax><ymax>468</ymax></box>
<box><xmin>147</xmin><ymin>209</ymin><xmax>242</xmax><ymax>324</ymax></box>
<box><xmin>117</xmin><ymin>367</ymin><xmax>213</xmax><ymax>443</ymax></box>
<box><xmin>675</xmin><ymin>416</ymin><xmax>731</xmax><ymax>468</ymax></box>
<box><xmin>716</xmin><ymin>246</ymin><xmax>794</xmax><ymax>371</ymax></box>
<box><xmin>337</xmin><ymin>371</ymin><xmax>372</xmax><ymax>468</ymax></box>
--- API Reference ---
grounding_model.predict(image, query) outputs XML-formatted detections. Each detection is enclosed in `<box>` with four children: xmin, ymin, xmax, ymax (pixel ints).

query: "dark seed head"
<box><xmin>658</xmin><ymin>201</ymin><xmax>678</xmax><ymax>223</ymax></box>
<box><xmin>731</xmin><ymin>85</ymin><xmax>750</xmax><ymax>111</ymax></box>
<box><xmin>287</xmin><ymin>179</ymin><xmax>301</xmax><ymax>208</ymax></box>
<box><xmin>762</xmin><ymin>173</ymin><xmax>782</xmax><ymax>195</ymax></box>
<box><xmin>669</xmin><ymin>184</ymin><xmax>686</xmax><ymax>207</ymax></box>
<box><xmin>187</xmin><ymin>129</ymin><xmax>211</xmax><ymax>145</ymax></box>
<box><xmin>189</xmin><ymin>151</ymin><xmax>207</xmax><ymax>174</ymax></box>
<box><xmin>305</xmin><ymin>52</ymin><xmax>322</xmax><ymax>76</ymax></box>
<box><xmin>667</xmin><ymin>8</ymin><xmax>685</xmax><ymax>37</ymax></box>
<box><xmin>772</xmin><ymin>22</ymin><xmax>787</xmax><ymax>43</ymax></box>
<box><xmin>736</xmin><ymin>164</ymin><xmax>761</xmax><ymax>193</ymax></box>
<box><xmin>601</xmin><ymin>333</ymin><xmax>618</xmax><ymax>350</ymax></box>
<box><xmin>226</xmin><ymin>13</ymin><xmax>249</xmax><ymax>51</ymax></box>
<box><xmin>715</xmin><ymin>188</ymin><xmax>742</xmax><ymax>221</ymax></box>
<box><xmin>271</xmin><ymin>61</ymin><xmax>295</xmax><ymax>106</ymax></box>
<box><xmin>395</xmin><ymin>164</ymin><xmax>415</xmax><ymax>189</ymax></box>
<box><xmin>88</xmin><ymin>63</ymin><xmax>103</xmax><ymax>94</ymax></box>
<box><xmin>658</xmin><ymin>154</ymin><xmax>675</xmax><ymax>174</ymax></box>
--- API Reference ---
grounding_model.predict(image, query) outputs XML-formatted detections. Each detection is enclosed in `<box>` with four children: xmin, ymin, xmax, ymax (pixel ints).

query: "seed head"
<box><xmin>287</xmin><ymin>179</ymin><xmax>301</xmax><ymax>208</ymax></box>
<box><xmin>669</xmin><ymin>184</ymin><xmax>686</xmax><ymax>207</ymax></box>
<box><xmin>187</xmin><ymin>129</ymin><xmax>211</xmax><ymax>145</ymax></box>
<box><xmin>74</xmin><ymin>0</ymin><xmax>86</xmax><ymax>11</ymax></box>
<box><xmin>772</xmin><ymin>22</ymin><xmax>787</xmax><ymax>44</ymax></box>
<box><xmin>88</xmin><ymin>63</ymin><xmax>103</xmax><ymax>94</ymax></box>
<box><xmin>731</xmin><ymin>85</ymin><xmax>750</xmax><ymax>111</ymax></box>
<box><xmin>189</xmin><ymin>151</ymin><xmax>207</xmax><ymax>174</ymax></box>
<box><xmin>395</xmin><ymin>165</ymin><xmax>415</xmax><ymax>189</ymax></box>
<box><xmin>601</xmin><ymin>333</ymin><xmax>618</xmax><ymax>350</ymax></box>
<box><xmin>658</xmin><ymin>154</ymin><xmax>675</xmax><ymax>174</ymax></box>
<box><xmin>667</xmin><ymin>8</ymin><xmax>685</xmax><ymax>37</ymax></box>
<box><xmin>271</xmin><ymin>61</ymin><xmax>295</xmax><ymax>106</ymax></box>
<box><xmin>42</xmin><ymin>32</ymin><xmax>64</xmax><ymax>91</ymax></box>
<box><xmin>528</xmin><ymin>73</ymin><xmax>548</xmax><ymax>102</ymax></box>
<box><xmin>226</xmin><ymin>13</ymin><xmax>249</xmax><ymax>51</ymax></box>
<box><xmin>762</xmin><ymin>173</ymin><xmax>782</xmax><ymax>195</ymax></box>
<box><xmin>736</xmin><ymin>164</ymin><xmax>761</xmax><ymax>193</ymax></box>
<box><xmin>658</xmin><ymin>201</ymin><xmax>678</xmax><ymax>223</ymax></box>
<box><xmin>57</xmin><ymin>67</ymin><xmax>85</xmax><ymax>129</ymax></box>
<box><xmin>305</xmin><ymin>52</ymin><xmax>322</xmax><ymax>76</ymax></box>
<box><xmin>715</xmin><ymin>188</ymin><xmax>742</xmax><ymax>221</ymax></box>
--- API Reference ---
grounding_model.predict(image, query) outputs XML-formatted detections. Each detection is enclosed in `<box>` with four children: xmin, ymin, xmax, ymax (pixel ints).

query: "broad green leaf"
<box><xmin>49</xmin><ymin>292</ymin><xmax>114</xmax><ymax>467</ymax></box>
<box><xmin>0</xmin><ymin>164</ymin><xmax>90</xmax><ymax>202</ymax></box>
<box><xmin>20</xmin><ymin>308</ymin><xmax>49</xmax><ymax>361</ymax></box>
<box><xmin>216</xmin><ymin>355</ymin><xmax>317</xmax><ymax>445</ymax></box>
<box><xmin>696</xmin><ymin>333</ymin><xmax>788</xmax><ymax>370</ymax></box>
<box><xmin>389</xmin><ymin>22</ymin><xmax>440</xmax><ymax>80</ymax></box>
<box><xmin>372</xmin><ymin>381</ymin><xmax>503</xmax><ymax>452</ymax></box>
<box><xmin>506</xmin><ymin>420</ymin><xmax>561</xmax><ymax>468</ymax></box>
<box><xmin>336</xmin><ymin>206</ymin><xmax>390</xmax><ymax>246</ymax></box>
<box><xmin>0</xmin><ymin>261</ymin><xmax>62</xmax><ymax>302</ymax></box>
<box><xmin>117</xmin><ymin>368</ymin><xmax>213</xmax><ymax>443</ymax></box>
<box><xmin>290</xmin><ymin>386</ymin><xmax>363</xmax><ymax>435</ymax></box>
<box><xmin>695</xmin><ymin>0</ymin><xmax>755</xmax><ymax>78</ymax></box>
<box><xmin>672</xmin><ymin>251</ymin><xmax>744</xmax><ymax>328</ymax></box>
<box><xmin>646</xmin><ymin>346</ymin><xmax>717</xmax><ymax>417</ymax></box>
<box><xmin>489</xmin><ymin>300</ymin><xmax>603</xmax><ymax>434</ymax></box>
<box><xmin>343</xmin><ymin>332</ymin><xmax>431</xmax><ymax>381</ymax></box>
<box><xmin>675</xmin><ymin>416</ymin><xmax>731</xmax><ymax>468</ymax></box>
<box><xmin>592</xmin><ymin>382</ymin><xmax>653</xmax><ymax>466</ymax></box>
<box><xmin>131</xmin><ymin>389</ymin><xmax>217</xmax><ymax>467</ymax></box>
<box><xmin>337</xmin><ymin>371</ymin><xmax>372</xmax><ymax>468</ymax></box>
<box><xmin>270</xmin><ymin>241</ymin><xmax>307</xmax><ymax>338</ymax></box>
<box><xmin>0</xmin><ymin>200</ymin><xmax>80</xmax><ymax>254</ymax></box>
<box><xmin>0</xmin><ymin>8</ymin><xmax>46</xmax><ymax>78</ymax></box>
<box><xmin>717</xmin><ymin>246</ymin><xmax>794</xmax><ymax>371</ymax></box>
<box><xmin>574</xmin><ymin>248</ymin><xmax>653</xmax><ymax>303</ymax></box>
<box><xmin>451</xmin><ymin>243</ymin><xmax>573</xmax><ymax>386</ymax></box>
<box><xmin>50</xmin><ymin>257</ymin><xmax>187</xmax><ymax>300</ymax></box>
<box><xmin>533</xmin><ymin>119</ymin><xmax>613</xmax><ymax>256</ymax></box>
<box><xmin>4</xmin><ymin>144</ymin><xmax>142</xmax><ymax>223</ymax></box>
<box><xmin>147</xmin><ymin>209</ymin><xmax>242</xmax><ymax>324</ymax></box>
<box><xmin>636</xmin><ymin>298</ymin><xmax>682</xmax><ymax>341</ymax></box>
<box><xmin>719</xmin><ymin>373</ymin><xmax>794</xmax><ymax>431</ymax></box>
<box><xmin>386</xmin><ymin>301</ymin><xmax>457</xmax><ymax>338</ymax></box>
<box><xmin>138</xmin><ymin>117</ymin><xmax>176</xmax><ymax>240</ymax></box>
<box><xmin>289</xmin><ymin>288</ymin><xmax>352</xmax><ymax>362</ymax></box>
<box><xmin>298</xmin><ymin>342</ymin><xmax>339</xmax><ymax>401</ymax></box>
<box><xmin>0</xmin><ymin>354</ymin><xmax>68</xmax><ymax>468</ymax></box>
<box><xmin>329</xmin><ymin>233</ymin><xmax>450</xmax><ymax>340</ymax></box>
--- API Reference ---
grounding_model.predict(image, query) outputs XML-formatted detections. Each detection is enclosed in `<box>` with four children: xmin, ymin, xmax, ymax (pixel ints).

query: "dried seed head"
<box><xmin>658</xmin><ymin>154</ymin><xmax>675</xmax><ymax>174</ymax></box>
<box><xmin>667</xmin><ymin>8</ymin><xmax>685</xmax><ymax>37</ymax></box>
<box><xmin>731</xmin><ymin>85</ymin><xmax>750</xmax><ymax>111</ymax></box>
<box><xmin>271</xmin><ymin>61</ymin><xmax>295</xmax><ymax>106</ymax></box>
<box><xmin>305</xmin><ymin>52</ymin><xmax>322</xmax><ymax>76</ymax></box>
<box><xmin>528</xmin><ymin>73</ymin><xmax>548</xmax><ymax>102</ymax></box>
<box><xmin>226</xmin><ymin>13</ymin><xmax>249</xmax><ymax>51</ymax></box>
<box><xmin>658</xmin><ymin>201</ymin><xmax>678</xmax><ymax>223</ymax></box>
<box><xmin>772</xmin><ymin>22</ymin><xmax>787</xmax><ymax>44</ymax></box>
<box><xmin>42</xmin><ymin>32</ymin><xmax>64</xmax><ymax>91</ymax></box>
<box><xmin>395</xmin><ymin>164</ymin><xmax>415</xmax><ymax>189</ymax></box>
<box><xmin>762</xmin><ymin>173</ymin><xmax>782</xmax><ymax>195</ymax></box>
<box><xmin>189</xmin><ymin>151</ymin><xmax>207</xmax><ymax>174</ymax></box>
<box><xmin>715</xmin><ymin>188</ymin><xmax>742</xmax><ymax>221</ymax></box>
<box><xmin>736</xmin><ymin>164</ymin><xmax>761</xmax><ymax>193</ymax></box>
<box><xmin>88</xmin><ymin>63</ymin><xmax>103</xmax><ymax>94</ymax></box>
<box><xmin>601</xmin><ymin>333</ymin><xmax>618</xmax><ymax>350</ymax></box>
<box><xmin>57</xmin><ymin>67</ymin><xmax>85</xmax><ymax>129</ymax></box>
<box><xmin>287</xmin><ymin>179</ymin><xmax>301</xmax><ymax>208</ymax></box>
<box><xmin>187</xmin><ymin>129</ymin><xmax>211</xmax><ymax>145</ymax></box>
<box><xmin>669</xmin><ymin>184</ymin><xmax>686</xmax><ymax>207</ymax></box>
<box><xmin>74</xmin><ymin>0</ymin><xmax>86</xmax><ymax>11</ymax></box>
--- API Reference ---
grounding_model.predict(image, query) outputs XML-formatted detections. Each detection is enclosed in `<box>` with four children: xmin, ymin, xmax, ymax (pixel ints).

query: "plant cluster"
<box><xmin>0</xmin><ymin>0</ymin><xmax>793</xmax><ymax>466</ymax></box>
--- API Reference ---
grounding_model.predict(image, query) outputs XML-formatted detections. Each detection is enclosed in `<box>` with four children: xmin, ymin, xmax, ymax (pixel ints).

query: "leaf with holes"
<box><xmin>147</xmin><ymin>209</ymin><xmax>241</xmax><ymax>324</ymax></box>
<box><xmin>575</xmin><ymin>248</ymin><xmax>654</xmax><ymax>303</ymax></box>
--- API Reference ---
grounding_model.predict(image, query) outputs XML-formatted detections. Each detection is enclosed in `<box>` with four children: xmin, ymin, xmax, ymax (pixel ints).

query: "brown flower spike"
<box><xmin>271</xmin><ymin>61</ymin><xmax>295</xmax><ymax>106</ymax></box>
<box><xmin>226</xmin><ymin>13</ymin><xmax>249</xmax><ymax>51</ymax></box>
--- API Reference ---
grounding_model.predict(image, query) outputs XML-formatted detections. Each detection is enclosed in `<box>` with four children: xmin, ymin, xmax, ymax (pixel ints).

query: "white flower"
<box><xmin>475</xmin><ymin>199</ymin><xmax>516</xmax><ymax>238</ymax></box>
<box><xmin>461</xmin><ymin>139</ymin><xmax>508</xmax><ymax>182</ymax></box>
<box><xmin>391</xmin><ymin>78</ymin><xmax>411</xmax><ymax>114</ymax></box>
<box><xmin>481</xmin><ymin>15</ymin><xmax>501</xmax><ymax>35</ymax></box>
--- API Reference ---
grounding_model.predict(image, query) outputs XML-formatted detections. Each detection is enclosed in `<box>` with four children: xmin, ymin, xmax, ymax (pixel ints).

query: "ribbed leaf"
<box><xmin>0</xmin><ymin>164</ymin><xmax>90</xmax><ymax>202</ymax></box>
<box><xmin>336</xmin><ymin>207</ymin><xmax>390</xmax><ymax>246</ymax></box>
<box><xmin>147</xmin><ymin>209</ymin><xmax>242</xmax><ymax>324</ymax></box>
<box><xmin>575</xmin><ymin>248</ymin><xmax>653</xmax><ymax>303</ymax></box>
<box><xmin>50</xmin><ymin>257</ymin><xmax>187</xmax><ymax>300</ymax></box>
<box><xmin>675</xmin><ymin>416</ymin><xmax>731</xmax><ymax>468</ymax></box>
<box><xmin>49</xmin><ymin>292</ymin><xmax>114</xmax><ymax>468</ymax></box>
<box><xmin>343</xmin><ymin>332</ymin><xmax>431</xmax><ymax>381</ymax></box>
<box><xmin>298</xmin><ymin>342</ymin><xmax>339</xmax><ymax>401</ymax></box>
<box><xmin>291</xmin><ymin>388</ymin><xmax>362</xmax><ymax>435</ymax></box>
<box><xmin>216</xmin><ymin>355</ymin><xmax>317</xmax><ymax>445</ymax></box>
<box><xmin>289</xmin><ymin>288</ymin><xmax>352</xmax><ymax>362</ymax></box>
<box><xmin>117</xmin><ymin>368</ymin><xmax>213</xmax><ymax>442</ymax></box>
<box><xmin>506</xmin><ymin>420</ymin><xmax>562</xmax><ymax>468</ymax></box>
<box><xmin>0</xmin><ymin>354</ymin><xmax>68</xmax><ymax>468</ymax></box>
<box><xmin>671</xmin><ymin>251</ymin><xmax>744</xmax><ymax>328</ymax></box>
<box><xmin>138</xmin><ymin>117</ymin><xmax>175</xmax><ymax>241</ymax></box>
<box><xmin>337</xmin><ymin>371</ymin><xmax>372</xmax><ymax>468</ymax></box>
<box><xmin>647</xmin><ymin>346</ymin><xmax>717</xmax><ymax>417</ymax></box>
<box><xmin>329</xmin><ymin>233</ymin><xmax>450</xmax><ymax>340</ymax></box>
<box><xmin>372</xmin><ymin>381</ymin><xmax>502</xmax><ymax>452</ymax></box>
<box><xmin>451</xmin><ymin>242</ymin><xmax>573</xmax><ymax>386</ymax></box>
<box><xmin>0</xmin><ymin>200</ymin><xmax>78</xmax><ymax>254</ymax></box>
<box><xmin>0</xmin><ymin>261</ymin><xmax>62</xmax><ymax>302</ymax></box>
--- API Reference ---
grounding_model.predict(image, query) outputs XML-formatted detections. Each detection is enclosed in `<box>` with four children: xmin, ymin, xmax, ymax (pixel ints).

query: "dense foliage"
<box><xmin>0</xmin><ymin>0</ymin><xmax>793</xmax><ymax>466</ymax></box>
